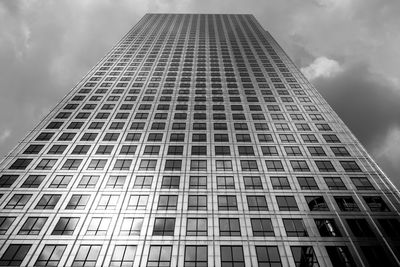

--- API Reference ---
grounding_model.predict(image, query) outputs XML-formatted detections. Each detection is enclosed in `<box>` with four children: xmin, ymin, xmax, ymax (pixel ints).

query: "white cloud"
<box><xmin>301</xmin><ymin>56</ymin><xmax>342</xmax><ymax>80</ymax></box>
<box><xmin>0</xmin><ymin>129</ymin><xmax>11</xmax><ymax>143</ymax></box>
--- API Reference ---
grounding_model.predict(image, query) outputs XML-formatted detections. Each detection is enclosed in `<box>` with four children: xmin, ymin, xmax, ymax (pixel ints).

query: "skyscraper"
<box><xmin>0</xmin><ymin>13</ymin><xmax>399</xmax><ymax>266</ymax></box>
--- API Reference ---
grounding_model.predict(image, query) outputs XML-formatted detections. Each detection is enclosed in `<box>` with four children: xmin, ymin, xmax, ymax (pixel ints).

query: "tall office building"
<box><xmin>0</xmin><ymin>13</ymin><xmax>399</xmax><ymax>267</ymax></box>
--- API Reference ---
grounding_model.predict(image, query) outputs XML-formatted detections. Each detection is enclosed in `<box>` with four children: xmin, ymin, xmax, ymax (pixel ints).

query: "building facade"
<box><xmin>0</xmin><ymin>13</ymin><xmax>399</xmax><ymax>266</ymax></box>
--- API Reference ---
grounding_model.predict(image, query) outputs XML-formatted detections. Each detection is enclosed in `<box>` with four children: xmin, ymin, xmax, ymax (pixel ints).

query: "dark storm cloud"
<box><xmin>0</xmin><ymin>0</ymin><xmax>399</xmax><ymax>186</ymax></box>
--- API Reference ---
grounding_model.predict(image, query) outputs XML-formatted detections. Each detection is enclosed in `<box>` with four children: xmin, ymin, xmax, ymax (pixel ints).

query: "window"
<box><xmin>215</xmin><ymin>146</ymin><xmax>231</xmax><ymax>156</ymax></box>
<box><xmin>9</xmin><ymin>158</ymin><xmax>32</xmax><ymax>170</ymax></box>
<box><xmin>66</xmin><ymin>194</ymin><xmax>90</xmax><ymax>210</ymax></box>
<box><xmin>128</xmin><ymin>195</ymin><xmax>148</xmax><ymax>210</ymax></box>
<box><xmin>23</xmin><ymin>144</ymin><xmax>44</xmax><ymax>154</ymax></box>
<box><xmin>110</xmin><ymin>245</ymin><xmax>136</xmax><ymax>267</ymax></box>
<box><xmin>360</xmin><ymin>246</ymin><xmax>395</xmax><ymax>267</ymax></box>
<box><xmin>378</xmin><ymin>219</ymin><xmax>400</xmax><ymax>238</ymax></box>
<box><xmin>256</xmin><ymin>246</ymin><xmax>282</xmax><ymax>267</ymax></box>
<box><xmin>323</xmin><ymin>134</ymin><xmax>340</xmax><ymax>143</ymax></box>
<box><xmin>188</xmin><ymin>195</ymin><xmax>207</xmax><ymax>210</ymax></box>
<box><xmin>350</xmin><ymin>177</ymin><xmax>374</xmax><ymax>190</ymax></box>
<box><xmin>290</xmin><ymin>160</ymin><xmax>310</xmax><ymax>172</ymax></box>
<box><xmin>0</xmin><ymin>175</ymin><xmax>18</xmax><ymax>188</ymax></box>
<box><xmin>218</xmin><ymin>195</ymin><xmax>238</xmax><ymax>210</ymax></box>
<box><xmin>139</xmin><ymin>160</ymin><xmax>157</xmax><ymax>170</ymax></box>
<box><xmin>184</xmin><ymin>246</ymin><xmax>207</xmax><ymax>267</ymax></box>
<box><xmin>307</xmin><ymin>146</ymin><xmax>326</xmax><ymax>156</ymax></box>
<box><xmin>167</xmin><ymin>146</ymin><xmax>183</xmax><ymax>155</ymax></box>
<box><xmin>190</xmin><ymin>160</ymin><xmax>207</xmax><ymax>171</ymax></box>
<box><xmin>35</xmin><ymin>245</ymin><xmax>66</xmax><ymax>266</ymax></box>
<box><xmin>271</xmin><ymin>176</ymin><xmax>291</xmax><ymax>189</ymax></box>
<box><xmin>215</xmin><ymin>160</ymin><xmax>232</xmax><ymax>171</ymax></box>
<box><xmin>219</xmin><ymin>218</ymin><xmax>241</xmax><ymax>236</ymax></box>
<box><xmin>192</xmin><ymin>134</ymin><xmax>206</xmax><ymax>142</ymax></box>
<box><xmin>158</xmin><ymin>195</ymin><xmax>178</xmax><ymax>210</ymax></box>
<box><xmin>120</xmin><ymin>217</ymin><xmax>143</xmax><ymax>236</ymax></box>
<box><xmin>334</xmin><ymin>196</ymin><xmax>360</xmax><ymax>211</ymax></box>
<box><xmin>72</xmin><ymin>145</ymin><xmax>91</xmax><ymax>155</ymax></box>
<box><xmin>261</xmin><ymin>146</ymin><xmax>278</xmax><ymax>156</ymax></box>
<box><xmin>147</xmin><ymin>246</ymin><xmax>172</xmax><ymax>267</ymax></box>
<box><xmin>106</xmin><ymin>175</ymin><xmax>126</xmax><ymax>189</ymax></box>
<box><xmin>279</xmin><ymin>134</ymin><xmax>295</xmax><ymax>143</ymax></box>
<box><xmin>153</xmin><ymin>218</ymin><xmax>175</xmax><ymax>236</ymax></box>
<box><xmin>72</xmin><ymin>245</ymin><xmax>101</xmax><ymax>267</ymax></box>
<box><xmin>297</xmin><ymin>177</ymin><xmax>318</xmax><ymax>190</ymax></box>
<box><xmin>238</xmin><ymin>146</ymin><xmax>255</xmax><ymax>156</ymax></box>
<box><xmin>5</xmin><ymin>194</ymin><xmax>31</xmax><ymax>209</ymax></box>
<box><xmin>315</xmin><ymin>161</ymin><xmax>336</xmax><ymax>172</ymax></box>
<box><xmin>258</xmin><ymin>134</ymin><xmax>273</xmax><ymax>142</ymax></box>
<box><xmin>240</xmin><ymin>160</ymin><xmax>258</xmax><ymax>171</ymax></box>
<box><xmin>189</xmin><ymin>176</ymin><xmax>207</xmax><ymax>189</ymax></box>
<box><xmin>62</xmin><ymin>159</ymin><xmax>83</xmax><ymax>170</ymax></box>
<box><xmin>247</xmin><ymin>195</ymin><xmax>268</xmax><ymax>211</ymax></box>
<box><xmin>192</xmin><ymin>146</ymin><xmax>207</xmax><ymax>156</ymax></box>
<box><xmin>331</xmin><ymin>147</ymin><xmax>350</xmax><ymax>156</ymax></box>
<box><xmin>324</xmin><ymin>177</ymin><xmax>346</xmax><ymax>190</ymax></box>
<box><xmin>326</xmin><ymin>246</ymin><xmax>356</xmax><ymax>267</ymax></box>
<box><xmin>96</xmin><ymin>145</ymin><xmax>113</xmax><ymax>155</ymax></box>
<box><xmin>283</xmin><ymin>219</ymin><xmax>308</xmax><ymax>237</ymax></box>
<box><xmin>164</xmin><ymin>160</ymin><xmax>182</xmax><ymax>171</ymax></box>
<box><xmin>347</xmin><ymin>219</ymin><xmax>375</xmax><ymax>237</ymax></box>
<box><xmin>0</xmin><ymin>217</ymin><xmax>15</xmax><ymax>235</ymax></box>
<box><xmin>52</xmin><ymin>217</ymin><xmax>79</xmax><ymax>235</ymax></box>
<box><xmin>214</xmin><ymin>134</ymin><xmax>229</xmax><ymax>142</ymax></box>
<box><xmin>21</xmin><ymin>175</ymin><xmax>45</xmax><ymax>188</ymax></box>
<box><xmin>87</xmin><ymin>159</ymin><xmax>107</xmax><ymax>170</ymax></box>
<box><xmin>120</xmin><ymin>145</ymin><xmax>137</xmax><ymax>155</ymax></box>
<box><xmin>291</xmin><ymin>247</ymin><xmax>319</xmax><ymax>267</ymax></box>
<box><xmin>0</xmin><ymin>244</ymin><xmax>31</xmax><ymax>266</ymax></box>
<box><xmin>97</xmin><ymin>195</ymin><xmax>119</xmax><ymax>210</ymax></box>
<box><xmin>276</xmin><ymin>196</ymin><xmax>298</xmax><ymax>211</ymax></box>
<box><xmin>35</xmin><ymin>159</ymin><xmax>57</xmax><ymax>170</ymax></box>
<box><xmin>284</xmin><ymin>146</ymin><xmax>302</xmax><ymax>156</ymax></box>
<box><xmin>236</xmin><ymin>134</ymin><xmax>251</xmax><ymax>142</ymax></box>
<box><xmin>50</xmin><ymin>175</ymin><xmax>72</xmax><ymax>188</ymax></box>
<box><xmin>86</xmin><ymin>217</ymin><xmax>111</xmax><ymax>235</ymax></box>
<box><xmin>78</xmin><ymin>175</ymin><xmax>99</xmax><ymax>188</ymax></box>
<box><xmin>161</xmin><ymin>176</ymin><xmax>180</xmax><ymax>189</ymax></box>
<box><xmin>363</xmin><ymin>196</ymin><xmax>390</xmax><ymax>212</ymax></box>
<box><xmin>220</xmin><ymin>246</ymin><xmax>244</xmax><ymax>267</ymax></box>
<box><xmin>187</xmin><ymin>218</ymin><xmax>207</xmax><ymax>236</ymax></box>
<box><xmin>113</xmin><ymin>159</ymin><xmax>132</xmax><ymax>170</ymax></box>
<box><xmin>305</xmin><ymin>196</ymin><xmax>329</xmax><ymax>211</ymax></box>
<box><xmin>18</xmin><ymin>217</ymin><xmax>47</xmax><ymax>235</ymax></box>
<box><xmin>315</xmin><ymin>219</ymin><xmax>341</xmax><ymax>237</ymax></box>
<box><xmin>340</xmin><ymin>161</ymin><xmax>362</xmax><ymax>172</ymax></box>
<box><xmin>251</xmin><ymin>218</ymin><xmax>274</xmax><ymax>236</ymax></box>
<box><xmin>243</xmin><ymin>176</ymin><xmax>263</xmax><ymax>189</ymax></box>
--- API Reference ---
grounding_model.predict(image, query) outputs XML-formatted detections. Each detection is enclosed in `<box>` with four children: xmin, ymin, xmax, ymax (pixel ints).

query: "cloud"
<box><xmin>0</xmin><ymin>129</ymin><xmax>10</xmax><ymax>144</ymax></box>
<box><xmin>301</xmin><ymin>56</ymin><xmax>342</xmax><ymax>80</ymax></box>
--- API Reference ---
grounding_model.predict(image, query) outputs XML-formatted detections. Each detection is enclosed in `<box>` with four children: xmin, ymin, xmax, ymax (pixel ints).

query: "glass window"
<box><xmin>314</xmin><ymin>219</ymin><xmax>341</xmax><ymax>237</ymax></box>
<box><xmin>186</xmin><ymin>218</ymin><xmax>207</xmax><ymax>236</ymax></box>
<box><xmin>243</xmin><ymin>176</ymin><xmax>263</xmax><ymax>189</ymax></box>
<box><xmin>363</xmin><ymin>196</ymin><xmax>390</xmax><ymax>212</ymax></box>
<box><xmin>334</xmin><ymin>196</ymin><xmax>360</xmax><ymax>211</ymax></box>
<box><xmin>305</xmin><ymin>196</ymin><xmax>329</xmax><ymax>211</ymax></box>
<box><xmin>184</xmin><ymin>246</ymin><xmax>207</xmax><ymax>267</ymax></box>
<box><xmin>189</xmin><ymin>176</ymin><xmax>207</xmax><ymax>189</ymax></box>
<box><xmin>291</xmin><ymin>246</ymin><xmax>319</xmax><ymax>267</ymax></box>
<box><xmin>18</xmin><ymin>217</ymin><xmax>47</xmax><ymax>235</ymax></box>
<box><xmin>86</xmin><ymin>217</ymin><xmax>111</xmax><ymax>235</ymax></box>
<box><xmin>0</xmin><ymin>244</ymin><xmax>31</xmax><ymax>266</ymax></box>
<box><xmin>326</xmin><ymin>246</ymin><xmax>356</xmax><ymax>267</ymax></box>
<box><xmin>153</xmin><ymin>218</ymin><xmax>175</xmax><ymax>236</ymax></box>
<box><xmin>21</xmin><ymin>175</ymin><xmax>45</xmax><ymax>188</ymax></box>
<box><xmin>110</xmin><ymin>245</ymin><xmax>136</xmax><ymax>267</ymax></box>
<box><xmin>0</xmin><ymin>217</ymin><xmax>16</xmax><ymax>235</ymax></box>
<box><xmin>35</xmin><ymin>245</ymin><xmax>66</xmax><ymax>266</ymax></box>
<box><xmin>251</xmin><ymin>218</ymin><xmax>274</xmax><ymax>236</ymax></box>
<box><xmin>219</xmin><ymin>218</ymin><xmax>241</xmax><ymax>236</ymax></box>
<box><xmin>283</xmin><ymin>219</ymin><xmax>308</xmax><ymax>237</ymax></box>
<box><xmin>5</xmin><ymin>194</ymin><xmax>32</xmax><ymax>209</ymax></box>
<box><xmin>220</xmin><ymin>246</ymin><xmax>244</xmax><ymax>267</ymax></box>
<box><xmin>0</xmin><ymin>175</ymin><xmax>18</xmax><ymax>188</ymax></box>
<box><xmin>128</xmin><ymin>195</ymin><xmax>148</xmax><ymax>210</ymax></box>
<box><xmin>218</xmin><ymin>195</ymin><xmax>238</xmax><ymax>210</ymax></box>
<box><xmin>247</xmin><ymin>196</ymin><xmax>268</xmax><ymax>211</ymax></box>
<box><xmin>158</xmin><ymin>195</ymin><xmax>178</xmax><ymax>210</ymax></box>
<box><xmin>72</xmin><ymin>245</ymin><xmax>101</xmax><ymax>266</ymax></box>
<box><xmin>78</xmin><ymin>175</ymin><xmax>99</xmax><ymax>188</ymax></box>
<box><xmin>324</xmin><ymin>177</ymin><xmax>346</xmax><ymax>190</ymax></box>
<box><xmin>50</xmin><ymin>175</ymin><xmax>72</xmax><ymax>188</ymax></box>
<box><xmin>256</xmin><ymin>246</ymin><xmax>282</xmax><ymax>267</ymax></box>
<box><xmin>276</xmin><ymin>196</ymin><xmax>298</xmax><ymax>211</ymax></box>
<box><xmin>161</xmin><ymin>176</ymin><xmax>180</xmax><ymax>189</ymax></box>
<box><xmin>147</xmin><ymin>246</ymin><xmax>172</xmax><ymax>267</ymax></box>
<box><xmin>52</xmin><ymin>217</ymin><xmax>79</xmax><ymax>235</ymax></box>
<box><xmin>188</xmin><ymin>195</ymin><xmax>207</xmax><ymax>210</ymax></box>
<box><xmin>270</xmin><ymin>176</ymin><xmax>291</xmax><ymax>189</ymax></box>
<box><xmin>350</xmin><ymin>177</ymin><xmax>374</xmax><ymax>190</ymax></box>
<box><xmin>66</xmin><ymin>194</ymin><xmax>90</xmax><ymax>210</ymax></box>
<box><xmin>346</xmin><ymin>219</ymin><xmax>375</xmax><ymax>237</ymax></box>
<box><xmin>119</xmin><ymin>217</ymin><xmax>143</xmax><ymax>236</ymax></box>
<box><xmin>297</xmin><ymin>177</ymin><xmax>318</xmax><ymax>190</ymax></box>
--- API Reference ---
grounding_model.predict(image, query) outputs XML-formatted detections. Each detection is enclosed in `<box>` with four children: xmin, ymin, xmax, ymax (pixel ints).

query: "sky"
<box><xmin>0</xmin><ymin>0</ymin><xmax>399</xmax><ymax>187</ymax></box>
